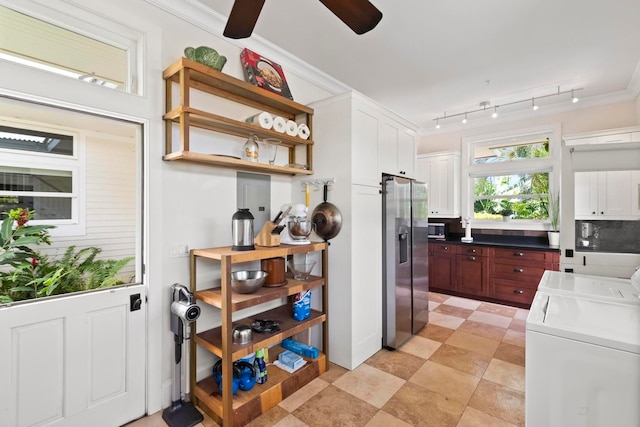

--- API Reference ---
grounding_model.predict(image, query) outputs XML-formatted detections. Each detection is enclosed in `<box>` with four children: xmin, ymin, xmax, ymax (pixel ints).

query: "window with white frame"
<box><xmin>461</xmin><ymin>127</ymin><xmax>560</xmax><ymax>229</ymax></box>
<box><xmin>0</xmin><ymin>121</ymin><xmax>83</xmax><ymax>233</ymax></box>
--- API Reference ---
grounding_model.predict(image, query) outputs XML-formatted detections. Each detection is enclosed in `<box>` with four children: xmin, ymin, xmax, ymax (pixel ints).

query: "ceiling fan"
<box><xmin>223</xmin><ymin>0</ymin><xmax>383</xmax><ymax>39</ymax></box>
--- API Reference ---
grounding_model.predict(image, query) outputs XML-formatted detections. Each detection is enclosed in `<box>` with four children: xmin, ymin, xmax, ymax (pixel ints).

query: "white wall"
<box><xmin>0</xmin><ymin>0</ymin><xmax>339</xmax><ymax>416</ymax></box>
<box><xmin>418</xmin><ymin>100</ymin><xmax>639</xmax><ymax>154</ymax></box>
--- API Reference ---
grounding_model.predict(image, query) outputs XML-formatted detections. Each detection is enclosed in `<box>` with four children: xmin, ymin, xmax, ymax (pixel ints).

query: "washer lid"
<box><xmin>527</xmin><ymin>291</ymin><xmax>640</xmax><ymax>354</ymax></box>
<box><xmin>538</xmin><ymin>271</ymin><xmax>640</xmax><ymax>304</ymax></box>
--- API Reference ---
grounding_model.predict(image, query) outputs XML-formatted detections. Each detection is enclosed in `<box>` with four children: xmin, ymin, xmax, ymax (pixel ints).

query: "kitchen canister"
<box><xmin>260</xmin><ymin>257</ymin><xmax>286</xmax><ymax>286</ymax></box>
<box><xmin>232</xmin><ymin>208</ymin><xmax>255</xmax><ymax>251</ymax></box>
<box><xmin>243</xmin><ymin>133</ymin><xmax>259</xmax><ymax>162</ymax></box>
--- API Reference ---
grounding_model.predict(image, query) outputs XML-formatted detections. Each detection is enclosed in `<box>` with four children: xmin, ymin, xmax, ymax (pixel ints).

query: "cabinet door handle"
<box><xmin>600</xmin><ymin>211</ymin><xmax>604</xmax><ymax>215</ymax></box>
<box><xmin>468</xmin><ymin>256</ymin><xmax>476</xmax><ymax>261</ymax></box>
<box><xmin>513</xmin><ymin>289</ymin><xmax>524</xmax><ymax>294</ymax></box>
<box><xmin>514</xmin><ymin>268</ymin><xmax>524</xmax><ymax>273</ymax></box>
<box><xmin>513</xmin><ymin>252</ymin><xmax>524</xmax><ymax>257</ymax></box>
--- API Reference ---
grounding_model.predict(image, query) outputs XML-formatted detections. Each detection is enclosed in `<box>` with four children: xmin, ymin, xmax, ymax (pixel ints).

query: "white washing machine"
<box><xmin>537</xmin><ymin>270</ymin><xmax>640</xmax><ymax>304</ymax></box>
<box><xmin>526</xmin><ymin>289</ymin><xmax>640</xmax><ymax>426</ymax></box>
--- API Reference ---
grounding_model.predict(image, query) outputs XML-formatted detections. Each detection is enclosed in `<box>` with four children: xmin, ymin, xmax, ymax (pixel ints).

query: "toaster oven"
<box><xmin>427</xmin><ymin>223</ymin><xmax>446</xmax><ymax>239</ymax></box>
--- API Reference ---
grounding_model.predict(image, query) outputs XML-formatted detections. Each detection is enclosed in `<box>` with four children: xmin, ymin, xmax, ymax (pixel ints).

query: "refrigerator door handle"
<box><xmin>399</xmin><ymin>232</ymin><xmax>409</xmax><ymax>264</ymax></box>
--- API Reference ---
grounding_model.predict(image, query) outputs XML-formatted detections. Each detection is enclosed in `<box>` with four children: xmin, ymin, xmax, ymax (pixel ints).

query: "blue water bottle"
<box><xmin>254</xmin><ymin>348</ymin><xmax>267</xmax><ymax>384</ymax></box>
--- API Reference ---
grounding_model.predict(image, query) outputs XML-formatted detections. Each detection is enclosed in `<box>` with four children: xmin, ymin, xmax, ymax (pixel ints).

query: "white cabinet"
<box><xmin>416</xmin><ymin>152</ymin><xmax>460</xmax><ymax>218</ymax></box>
<box><xmin>379</xmin><ymin>116</ymin><xmax>417</xmax><ymax>178</ymax></box>
<box><xmin>575</xmin><ymin>171</ymin><xmax>637</xmax><ymax>219</ymax></box>
<box><xmin>309</xmin><ymin>92</ymin><xmax>414</xmax><ymax>369</ymax></box>
<box><xmin>564</xmin><ymin>126</ymin><xmax>640</xmax><ymax>146</ymax></box>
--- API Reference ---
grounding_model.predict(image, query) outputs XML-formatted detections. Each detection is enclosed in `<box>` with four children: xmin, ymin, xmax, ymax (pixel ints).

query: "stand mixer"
<box><xmin>281</xmin><ymin>203</ymin><xmax>313</xmax><ymax>245</ymax></box>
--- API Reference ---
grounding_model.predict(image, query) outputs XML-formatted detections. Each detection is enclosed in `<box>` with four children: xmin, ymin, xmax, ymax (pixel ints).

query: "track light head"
<box><xmin>532</xmin><ymin>98</ymin><xmax>539</xmax><ymax>111</ymax></box>
<box><xmin>492</xmin><ymin>107</ymin><xmax>498</xmax><ymax>118</ymax></box>
<box><xmin>571</xmin><ymin>89</ymin><xmax>579</xmax><ymax>103</ymax></box>
<box><xmin>462</xmin><ymin>113</ymin><xmax>468</xmax><ymax>124</ymax></box>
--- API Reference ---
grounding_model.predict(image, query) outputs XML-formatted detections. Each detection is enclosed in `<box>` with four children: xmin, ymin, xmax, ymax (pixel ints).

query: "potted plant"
<box><xmin>547</xmin><ymin>192</ymin><xmax>560</xmax><ymax>247</ymax></box>
<box><xmin>499</xmin><ymin>200</ymin><xmax>513</xmax><ymax>221</ymax></box>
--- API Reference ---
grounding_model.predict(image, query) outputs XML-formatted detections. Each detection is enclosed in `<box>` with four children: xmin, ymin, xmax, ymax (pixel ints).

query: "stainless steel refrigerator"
<box><xmin>382</xmin><ymin>174</ymin><xmax>429</xmax><ymax>350</ymax></box>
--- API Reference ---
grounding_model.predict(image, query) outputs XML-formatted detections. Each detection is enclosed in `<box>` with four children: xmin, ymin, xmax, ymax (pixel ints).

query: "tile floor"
<box><xmin>128</xmin><ymin>292</ymin><xmax>528</xmax><ymax>427</ymax></box>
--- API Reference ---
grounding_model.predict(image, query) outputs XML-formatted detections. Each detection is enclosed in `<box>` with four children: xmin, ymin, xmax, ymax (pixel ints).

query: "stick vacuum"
<box><xmin>162</xmin><ymin>284</ymin><xmax>203</xmax><ymax>427</ymax></box>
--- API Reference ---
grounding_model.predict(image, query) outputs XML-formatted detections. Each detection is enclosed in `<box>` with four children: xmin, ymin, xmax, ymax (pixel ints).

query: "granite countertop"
<box><xmin>430</xmin><ymin>234</ymin><xmax>559</xmax><ymax>251</ymax></box>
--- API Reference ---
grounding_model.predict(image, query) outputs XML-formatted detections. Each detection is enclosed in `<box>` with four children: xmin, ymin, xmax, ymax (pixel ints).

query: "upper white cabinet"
<box><xmin>378</xmin><ymin>116</ymin><xmax>417</xmax><ymax>178</ymax></box>
<box><xmin>575</xmin><ymin>170</ymin><xmax>637</xmax><ymax>219</ymax></box>
<box><xmin>564</xmin><ymin>126</ymin><xmax>640</xmax><ymax>146</ymax></box>
<box><xmin>417</xmin><ymin>152</ymin><xmax>460</xmax><ymax>218</ymax></box>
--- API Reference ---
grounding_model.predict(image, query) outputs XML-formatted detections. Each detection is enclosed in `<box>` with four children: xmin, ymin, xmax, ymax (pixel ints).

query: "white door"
<box><xmin>0</xmin><ymin>285</ymin><xmax>146</xmax><ymax>427</ymax></box>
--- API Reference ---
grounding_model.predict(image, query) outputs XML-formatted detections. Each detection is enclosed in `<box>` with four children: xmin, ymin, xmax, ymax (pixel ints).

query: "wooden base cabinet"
<box><xmin>428</xmin><ymin>242</ymin><xmax>457</xmax><ymax>291</ymax></box>
<box><xmin>189</xmin><ymin>243</ymin><xmax>328</xmax><ymax>427</ymax></box>
<box><xmin>488</xmin><ymin>247</ymin><xmax>559</xmax><ymax>306</ymax></box>
<box><xmin>456</xmin><ymin>246</ymin><xmax>489</xmax><ymax>297</ymax></box>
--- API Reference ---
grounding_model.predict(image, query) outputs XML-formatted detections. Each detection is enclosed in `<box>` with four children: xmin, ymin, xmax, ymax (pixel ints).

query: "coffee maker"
<box><xmin>580</xmin><ymin>222</ymin><xmax>600</xmax><ymax>249</ymax></box>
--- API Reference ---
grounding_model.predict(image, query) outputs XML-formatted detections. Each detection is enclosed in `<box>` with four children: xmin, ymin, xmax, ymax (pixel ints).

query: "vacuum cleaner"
<box><xmin>162</xmin><ymin>283</ymin><xmax>203</xmax><ymax>427</ymax></box>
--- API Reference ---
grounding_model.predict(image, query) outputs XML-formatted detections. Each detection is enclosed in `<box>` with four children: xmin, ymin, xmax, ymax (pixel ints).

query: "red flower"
<box><xmin>31</xmin><ymin>257</ymin><xmax>38</xmax><ymax>268</ymax></box>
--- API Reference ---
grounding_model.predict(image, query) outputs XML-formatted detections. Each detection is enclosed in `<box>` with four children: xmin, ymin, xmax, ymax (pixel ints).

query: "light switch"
<box><xmin>169</xmin><ymin>242</ymin><xmax>189</xmax><ymax>258</ymax></box>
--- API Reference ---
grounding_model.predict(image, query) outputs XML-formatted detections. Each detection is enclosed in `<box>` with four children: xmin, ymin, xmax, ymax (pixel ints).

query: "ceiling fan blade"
<box><xmin>223</xmin><ymin>0</ymin><xmax>265</xmax><ymax>39</ymax></box>
<box><xmin>318</xmin><ymin>0</ymin><xmax>382</xmax><ymax>35</ymax></box>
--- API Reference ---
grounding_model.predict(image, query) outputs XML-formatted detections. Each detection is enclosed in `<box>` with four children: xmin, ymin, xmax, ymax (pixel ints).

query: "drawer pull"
<box><xmin>513</xmin><ymin>289</ymin><xmax>524</xmax><ymax>294</ymax></box>
<box><xmin>514</xmin><ymin>268</ymin><xmax>524</xmax><ymax>273</ymax></box>
<box><xmin>468</xmin><ymin>256</ymin><xmax>476</xmax><ymax>261</ymax></box>
<box><xmin>468</xmin><ymin>249</ymin><xmax>476</xmax><ymax>253</ymax></box>
<box><xmin>443</xmin><ymin>246</ymin><xmax>449</xmax><ymax>250</ymax></box>
<box><xmin>513</xmin><ymin>252</ymin><xmax>524</xmax><ymax>257</ymax></box>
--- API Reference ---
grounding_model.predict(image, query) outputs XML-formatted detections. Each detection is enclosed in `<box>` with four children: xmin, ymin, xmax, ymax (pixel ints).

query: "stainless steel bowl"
<box><xmin>288</xmin><ymin>219</ymin><xmax>313</xmax><ymax>240</ymax></box>
<box><xmin>231</xmin><ymin>270</ymin><xmax>268</xmax><ymax>293</ymax></box>
<box><xmin>232</xmin><ymin>324</ymin><xmax>253</xmax><ymax>344</ymax></box>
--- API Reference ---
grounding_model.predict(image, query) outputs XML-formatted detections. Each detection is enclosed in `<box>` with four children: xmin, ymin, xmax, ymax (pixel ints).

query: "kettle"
<box><xmin>232</xmin><ymin>208</ymin><xmax>255</xmax><ymax>251</ymax></box>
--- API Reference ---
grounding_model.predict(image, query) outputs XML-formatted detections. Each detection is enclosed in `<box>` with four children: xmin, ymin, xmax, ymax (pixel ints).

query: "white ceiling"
<box><xmin>199</xmin><ymin>0</ymin><xmax>640</xmax><ymax>131</ymax></box>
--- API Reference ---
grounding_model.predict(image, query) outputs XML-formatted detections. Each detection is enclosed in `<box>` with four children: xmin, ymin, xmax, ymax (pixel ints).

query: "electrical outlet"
<box><xmin>169</xmin><ymin>242</ymin><xmax>189</xmax><ymax>258</ymax></box>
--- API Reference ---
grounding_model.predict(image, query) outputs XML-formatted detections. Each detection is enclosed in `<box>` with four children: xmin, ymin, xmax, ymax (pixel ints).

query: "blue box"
<box><xmin>278</xmin><ymin>350</ymin><xmax>304</xmax><ymax>370</ymax></box>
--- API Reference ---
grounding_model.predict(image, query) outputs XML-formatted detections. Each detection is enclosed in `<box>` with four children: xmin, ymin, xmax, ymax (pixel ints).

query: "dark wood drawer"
<box><xmin>491</xmin><ymin>247</ymin><xmax>550</xmax><ymax>262</ymax></box>
<box><xmin>490</xmin><ymin>278</ymin><xmax>537</xmax><ymax>305</ymax></box>
<box><xmin>491</xmin><ymin>261</ymin><xmax>547</xmax><ymax>282</ymax></box>
<box><xmin>429</xmin><ymin>242</ymin><xmax>458</xmax><ymax>254</ymax></box>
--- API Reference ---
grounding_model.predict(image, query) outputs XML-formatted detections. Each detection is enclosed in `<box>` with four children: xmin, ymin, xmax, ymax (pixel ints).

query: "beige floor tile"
<box><xmin>458</xmin><ymin>320</ymin><xmax>507</xmax><ymax>341</ymax></box>
<box><xmin>410</xmin><ymin>361</ymin><xmax>481</xmax><ymax>405</ymax></box>
<box><xmin>467</xmin><ymin>311</ymin><xmax>513</xmax><ymax>329</ymax></box>
<box><xmin>502</xmin><ymin>329</ymin><xmax>526</xmax><ymax>348</ymax></box>
<box><xmin>246</xmin><ymin>405</ymin><xmax>289</xmax><ymax>427</ymax></box>
<box><xmin>333</xmin><ymin>363</ymin><xmax>405</xmax><ymax>408</ymax></box>
<box><xmin>364</xmin><ymin>410</ymin><xmax>412</xmax><ymax>427</ymax></box>
<box><xmin>292</xmin><ymin>385</ymin><xmax>378</xmax><ymax>426</ymax></box>
<box><xmin>428</xmin><ymin>311</ymin><xmax>466</xmax><ymax>329</ymax></box>
<box><xmin>434</xmin><ymin>303</ymin><xmax>474</xmax><ymax>319</ymax></box>
<box><xmin>279</xmin><ymin>377</ymin><xmax>329</xmax><ymax>412</ymax></box>
<box><xmin>429</xmin><ymin>292</ymin><xmax>450</xmax><ymax>303</ymax></box>
<box><xmin>456</xmin><ymin>406</ymin><xmax>518</xmax><ymax>427</ymax></box>
<box><xmin>125</xmin><ymin>412</ymin><xmax>166</xmax><ymax>427</ymax></box>
<box><xmin>446</xmin><ymin>330</ymin><xmax>500</xmax><ymax>357</ymax></box>
<box><xmin>273</xmin><ymin>414</ymin><xmax>309</xmax><ymax>427</ymax></box>
<box><xmin>318</xmin><ymin>362</ymin><xmax>348</xmax><ymax>383</ymax></box>
<box><xmin>382</xmin><ymin>381</ymin><xmax>466</xmax><ymax>427</ymax></box>
<box><xmin>398</xmin><ymin>335</ymin><xmax>442</xmax><ymax>359</ymax></box>
<box><xmin>417</xmin><ymin>323</ymin><xmax>456</xmax><ymax>343</ymax></box>
<box><xmin>444</xmin><ymin>296</ymin><xmax>482</xmax><ymax>310</ymax></box>
<box><xmin>365</xmin><ymin>348</ymin><xmax>426</xmax><ymax>380</ymax></box>
<box><xmin>514</xmin><ymin>308</ymin><xmax>529</xmax><ymax>321</ymax></box>
<box><xmin>492</xmin><ymin>342</ymin><xmax>525</xmax><ymax>367</ymax></box>
<box><xmin>508</xmin><ymin>318</ymin><xmax>526</xmax><ymax>332</ymax></box>
<box><xmin>476</xmin><ymin>302</ymin><xmax>518</xmax><ymax>318</ymax></box>
<box><xmin>429</xmin><ymin>344</ymin><xmax>491</xmax><ymax>377</ymax></box>
<box><xmin>482</xmin><ymin>359</ymin><xmax>525</xmax><ymax>392</ymax></box>
<box><xmin>468</xmin><ymin>379</ymin><xmax>525</xmax><ymax>426</ymax></box>
<box><xmin>429</xmin><ymin>300</ymin><xmax>441</xmax><ymax>311</ymax></box>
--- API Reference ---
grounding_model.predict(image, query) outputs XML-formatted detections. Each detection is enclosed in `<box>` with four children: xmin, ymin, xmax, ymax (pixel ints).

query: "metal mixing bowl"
<box><xmin>231</xmin><ymin>270</ymin><xmax>268</xmax><ymax>293</ymax></box>
<box><xmin>232</xmin><ymin>324</ymin><xmax>253</xmax><ymax>344</ymax></box>
<box><xmin>288</xmin><ymin>219</ymin><xmax>313</xmax><ymax>240</ymax></box>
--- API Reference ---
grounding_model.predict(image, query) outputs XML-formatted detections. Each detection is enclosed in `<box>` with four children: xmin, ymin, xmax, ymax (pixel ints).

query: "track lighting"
<box><xmin>432</xmin><ymin>87</ymin><xmax>582</xmax><ymax>128</ymax></box>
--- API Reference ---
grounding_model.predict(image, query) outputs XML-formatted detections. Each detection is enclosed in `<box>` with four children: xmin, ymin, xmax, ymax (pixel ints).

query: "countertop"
<box><xmin>429</xmin><ymin>234</ymin><xmax>559</xmax><ymax>251</ymax></box>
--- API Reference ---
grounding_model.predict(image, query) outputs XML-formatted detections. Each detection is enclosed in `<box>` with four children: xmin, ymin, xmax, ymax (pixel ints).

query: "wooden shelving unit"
<box><xmin>163</xmin><ymin>57</ymin><xmax>315</xmax><ymax>175</ymax></box>
<box><xmin>189</xmin><ymin>243</ymin><xmax>328</xmax><ymax>426</ymax></box>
